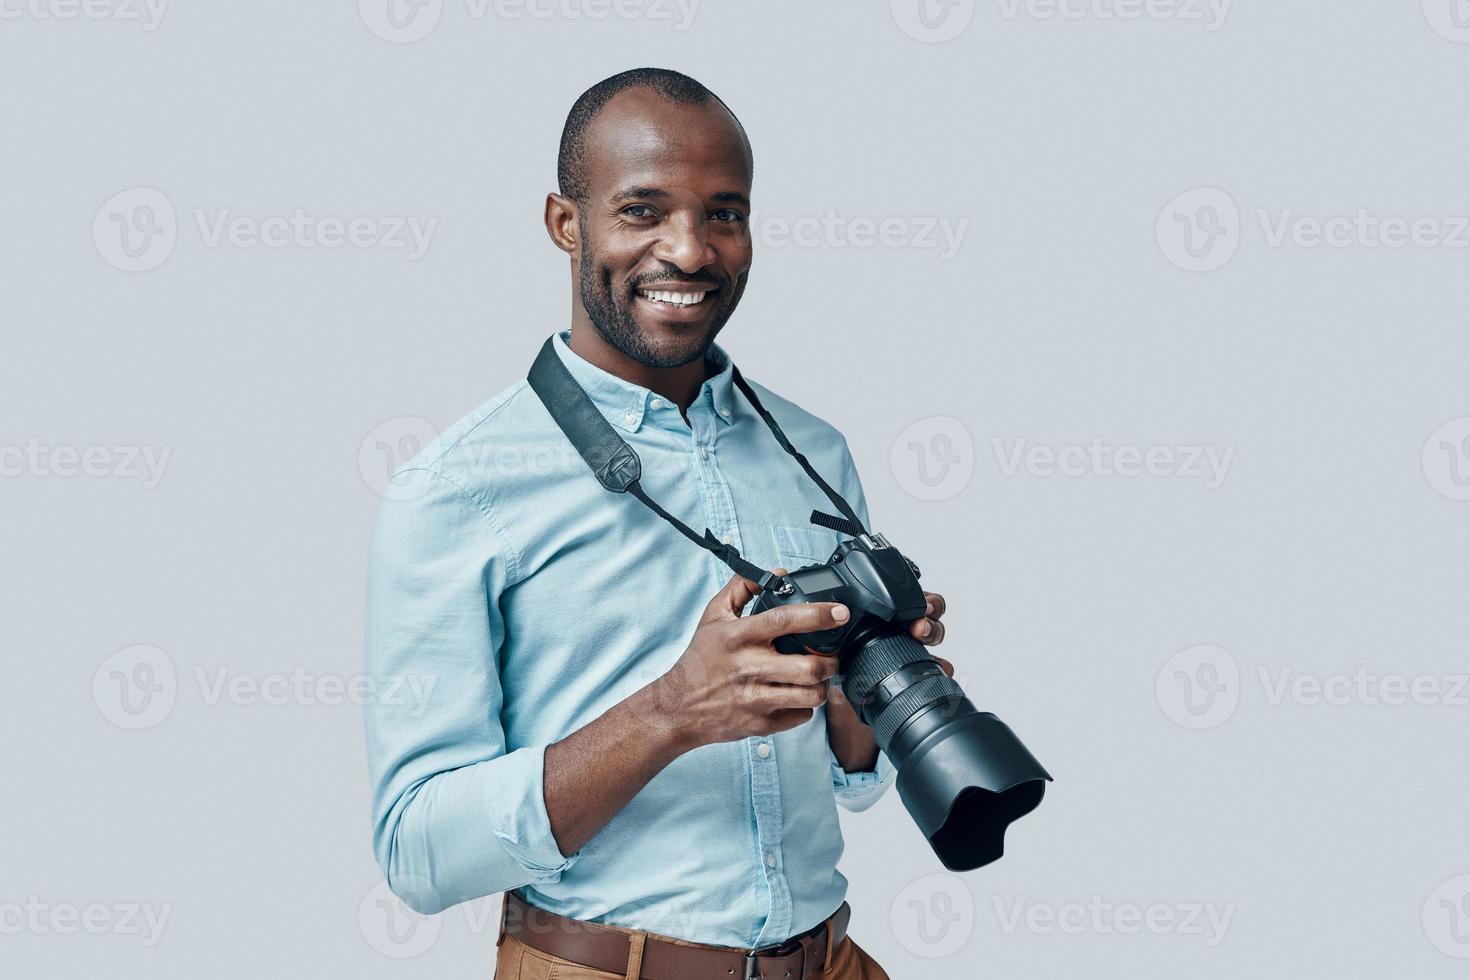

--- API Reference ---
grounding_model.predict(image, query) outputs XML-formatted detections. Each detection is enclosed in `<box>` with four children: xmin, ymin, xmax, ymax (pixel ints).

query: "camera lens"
<box><xmin>842</xmin><ymin>633</ymin><xmax>1051</xmax><ymax>871</ymax></box>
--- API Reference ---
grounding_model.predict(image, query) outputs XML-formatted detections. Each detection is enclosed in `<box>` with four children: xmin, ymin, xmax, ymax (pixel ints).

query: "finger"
<box><xmin>739</xmin><ymin>601</ymin><xmax>850</xmax><ymax>644</ymax></box>
<box><xmin>760</xmin><ymin>682</ymin><xmax>829</xmax><ymax>711</ymax></box>
<box><xmin>932</xmin><ymin>655</ymin><xmax>955</xmax><ymax>678</ymax></box>
<box><xmin>703</xmin><ymin>573</ymin><xmax>765</xmax><ymax>624</ymax></box>
<box><xmin>910</xmin><ymin>617</ymin><xmax>945</xmax><ymax>646</ymax></box>
<box><xmin>923</xmin><ymin>592</ymin><xmax>947</xmax><ymax>620</ymax></box>
<box><xmin>746</xmin><ymin>650</ymin><xmax>839</xmax><ymax>687</ymax></box>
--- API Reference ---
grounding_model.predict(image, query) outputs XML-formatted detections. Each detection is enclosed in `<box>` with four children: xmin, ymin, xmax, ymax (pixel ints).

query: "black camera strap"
<box><xmin>527</xmin><ymin>336</ymin><xmax>867</xmax><ymax>591</ymax></box>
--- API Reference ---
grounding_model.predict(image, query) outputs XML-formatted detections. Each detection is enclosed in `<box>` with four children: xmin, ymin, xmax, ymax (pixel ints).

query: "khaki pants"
<box><xmin>493</xmin><ymin>918</ymin><xmax>890</xmax><ymax>979</ymax></box>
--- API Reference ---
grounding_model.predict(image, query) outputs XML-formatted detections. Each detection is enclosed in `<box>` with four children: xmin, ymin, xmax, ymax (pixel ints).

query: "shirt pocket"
<box><xmin>769</xmin><ymin>523</ymin><xmax>840</xmax><ymax>571</ymax></box>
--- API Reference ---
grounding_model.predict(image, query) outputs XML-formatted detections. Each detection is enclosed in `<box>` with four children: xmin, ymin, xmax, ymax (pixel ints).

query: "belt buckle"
<box><xmin>743</xmin><ymin>937</ymin><xmax>803</xmax><ymax>980</ymax></box>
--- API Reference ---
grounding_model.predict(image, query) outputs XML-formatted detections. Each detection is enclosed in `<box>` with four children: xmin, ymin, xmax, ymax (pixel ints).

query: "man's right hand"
<box><xmin>653</xmin><ymin>573</ymin><xmax>850</xmax><ymax>750</ymax></box>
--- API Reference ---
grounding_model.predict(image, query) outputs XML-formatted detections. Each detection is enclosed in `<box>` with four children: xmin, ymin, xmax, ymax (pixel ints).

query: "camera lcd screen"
<box><xmin>794</xmin><ymin>567</ymin><xmax>844</xmax><ymax>593</ymax></box>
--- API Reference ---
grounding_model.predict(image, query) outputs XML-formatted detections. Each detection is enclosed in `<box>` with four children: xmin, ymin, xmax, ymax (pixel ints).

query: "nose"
<box><xmin>652</xmin><ymin>211</ymin><xmax>716</xmax><ymax>274</ymax></box>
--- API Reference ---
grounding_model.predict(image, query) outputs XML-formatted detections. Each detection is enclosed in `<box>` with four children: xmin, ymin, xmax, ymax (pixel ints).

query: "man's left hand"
<box><xmin>909</xmin><ymin>591</ymin><xmax>953</xmax><ymax>677</ymax></box>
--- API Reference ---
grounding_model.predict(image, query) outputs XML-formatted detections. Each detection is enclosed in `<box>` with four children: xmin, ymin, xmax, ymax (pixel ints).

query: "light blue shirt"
<box><xmin>364</xmin><ymin>330</ymin><xmax>895</xmax><ymax>948</ymax></box>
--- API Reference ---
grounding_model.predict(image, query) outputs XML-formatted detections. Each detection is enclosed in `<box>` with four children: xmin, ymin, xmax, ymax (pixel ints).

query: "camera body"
<box><xmin>751</xmin><ymin>531</ymin><xmax>929</xmax><ymax>658</ymax></box>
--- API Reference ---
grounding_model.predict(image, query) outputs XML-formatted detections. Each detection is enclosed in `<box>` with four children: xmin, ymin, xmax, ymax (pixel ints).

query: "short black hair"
<box><xmin>556</xmin><ymin>67</ymin><xmax>751</xmax><ymax>206</ymax></box>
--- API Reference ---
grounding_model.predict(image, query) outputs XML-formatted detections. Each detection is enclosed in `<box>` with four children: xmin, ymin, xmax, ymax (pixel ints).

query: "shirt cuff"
<box><xmin>486</xmin><ymin>745</ymin><xmax>578</xmax><ymax>881</ymax></box>
<box><xmin>829</xmin><ymin>745</ymin><xmax>897</xmax><ymax>812</ymax></box>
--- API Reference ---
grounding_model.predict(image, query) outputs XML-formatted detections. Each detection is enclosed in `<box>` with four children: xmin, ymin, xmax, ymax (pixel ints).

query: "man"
<box><xmin>365</xmin><ymin>68</ymin><xmax>951</xmax><ymax>979</ymax></box>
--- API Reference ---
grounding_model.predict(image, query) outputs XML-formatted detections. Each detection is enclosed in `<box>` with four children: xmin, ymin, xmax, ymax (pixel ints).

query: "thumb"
<box><xmin>702</xmin><ymin>571</ymin><xmax>767</xmax><ymax>623</ymax></box>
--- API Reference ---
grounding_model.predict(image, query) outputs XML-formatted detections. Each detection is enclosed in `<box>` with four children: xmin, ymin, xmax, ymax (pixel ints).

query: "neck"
<box><xmin>567</xmin><ymin>321</ymin><xmax>710</xmax><ymax>413</ymax></box>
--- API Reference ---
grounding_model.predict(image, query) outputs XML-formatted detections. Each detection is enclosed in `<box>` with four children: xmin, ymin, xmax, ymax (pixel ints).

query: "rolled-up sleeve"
<box><xmin>828</xmin><ymin>746</ymin><xmax>898</xmax><ymax>812</ymax></box>
<box><xmin>364</xmin><ymin>466</ymin><xmax>576</xmax><ymax>915</ymax></box>
<box><xmin>828</xmin><ymin>436</ymin><xmax>900</xmax><ymax>812</ymax></box>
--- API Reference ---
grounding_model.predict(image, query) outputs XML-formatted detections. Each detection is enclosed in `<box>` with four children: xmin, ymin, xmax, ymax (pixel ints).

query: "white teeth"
<box><xmin>640</xmin><ymin>288</ymin><xmax>708</xmax><ymax>307</ymax></box>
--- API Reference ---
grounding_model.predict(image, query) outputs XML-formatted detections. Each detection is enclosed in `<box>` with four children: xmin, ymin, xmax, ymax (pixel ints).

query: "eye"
<box><xmin>620</xmin><ymin>204</ymin><xmax>657</xmax><ymax>220</ymax></box>
<box><xmin>710</xmin><ymin>208</ymin><xmax>745</xmax><ymax>223</ymax></box>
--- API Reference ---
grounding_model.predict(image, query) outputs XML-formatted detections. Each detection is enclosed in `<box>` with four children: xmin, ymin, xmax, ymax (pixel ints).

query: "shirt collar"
<box><xmin>550</xmin><ymin>330</ymin><xmax>737</xmax><ymax>432</ymax></box>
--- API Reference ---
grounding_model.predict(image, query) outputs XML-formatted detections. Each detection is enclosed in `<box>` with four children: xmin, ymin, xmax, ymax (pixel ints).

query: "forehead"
<box><xmin>581</xmin><ymin>88</ymin><xmax>752</xmax><ymax>199</ymax></box>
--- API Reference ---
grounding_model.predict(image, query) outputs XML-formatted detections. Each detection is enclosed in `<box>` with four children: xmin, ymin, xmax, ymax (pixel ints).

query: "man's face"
<box><xmin>574</xmin><ymin>89</ymin><xmax>753</xmax><ymax>369</ymax></box>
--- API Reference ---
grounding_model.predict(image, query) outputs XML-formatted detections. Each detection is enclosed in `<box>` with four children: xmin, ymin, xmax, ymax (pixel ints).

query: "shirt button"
<box><xmin>623</xmin><ymin>410</ymin><xmax>636</xmax><ymax>426</ymax></box>
<box><xmin>764</xmin><ymin>851</ymin><xmax>777</xmax><ymax>868</ymax></box>
<box><xmin>720</xmin><ymin>534</ymin><xmax>733</xmax><ymax>545</ymax></box>
<box><xmin>650</xmin><ymin>398</ymin><xmax>664</xmax><ymax>410</ymax></box>
<box><xmin>719</xmin><ymin>407</ymin><xmax>731</xmax><ymax>418</ymax></box>
<box><xmin>756</xmin><ymin>742</ymin><xmax>771</xmax><ymax>759</ymax></box>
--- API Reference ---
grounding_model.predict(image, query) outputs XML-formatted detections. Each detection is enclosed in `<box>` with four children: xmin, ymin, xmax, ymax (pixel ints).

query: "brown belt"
<box><xmin>498</xmin><ymin>889</ymin><xmax>850</xmax><ymax>980</ymax></box>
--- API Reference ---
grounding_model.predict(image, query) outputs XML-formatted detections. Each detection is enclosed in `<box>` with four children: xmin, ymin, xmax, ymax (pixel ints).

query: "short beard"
<box><xmin>577</xmin><ymin>240</ymin><xmax>743</xmax><ymax>370</ymax></box>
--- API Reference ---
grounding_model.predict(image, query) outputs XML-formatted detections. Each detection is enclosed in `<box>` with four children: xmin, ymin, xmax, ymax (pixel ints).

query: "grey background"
<box><xmin>4</xmin><ymin>0</ymin><xmax>1469</xmax><ymax>976</ymax></box>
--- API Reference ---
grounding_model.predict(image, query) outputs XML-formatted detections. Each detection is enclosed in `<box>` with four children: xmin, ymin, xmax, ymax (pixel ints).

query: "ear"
<box><xmin>544</xmin><ymin>192</ymin><xmax>579</xmax><ymax>255</ymax></box>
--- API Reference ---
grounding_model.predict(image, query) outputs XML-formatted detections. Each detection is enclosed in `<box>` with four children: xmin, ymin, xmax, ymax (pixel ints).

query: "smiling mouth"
<box><xmin>635</xmin><ymin>286</ymin><xmax>715</xmax><ymax>308</ymax></box>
